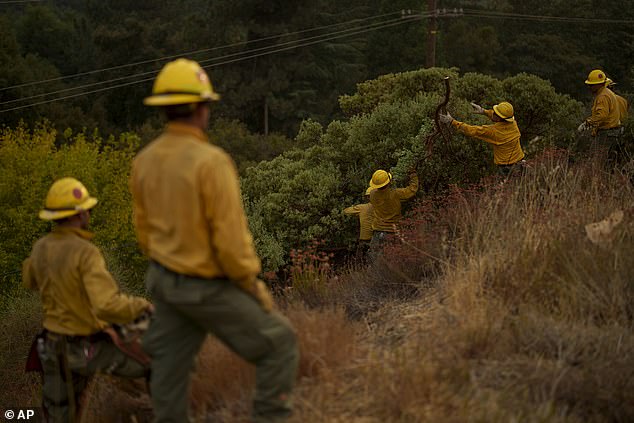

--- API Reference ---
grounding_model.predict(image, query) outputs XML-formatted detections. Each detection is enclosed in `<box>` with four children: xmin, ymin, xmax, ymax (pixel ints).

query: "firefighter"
<box><xmin>343</xmin><ymin>186</ymin><xmax>374</xmax><ymax>260</ymax></box>
<box><xmin>439</xmin><ymin>101</ymin><xmax>524</xmax><ymax>176</ymax></box>
<box><xmin>577</xmin><ymin>70</ymin><xmax>623</xmax><ymax>152</ymax></box>
<box><xmin>22</xmin><ymin>177</ymin><xmax>152</xmax><ymax>422</ymax></box>
<box><xmin>606</xmin><ymin>78</ymin><xmax>629</xmax><ymax>125</ymax></box>
<box><xmin>132</xmin><ymin>58</ymin><xmax>298</xmax><ymax>423</ymax></box>
<box><xmin>368</xmin><ymin>168</ymin><xmax>418</xmax><ymax>250</ymax></box>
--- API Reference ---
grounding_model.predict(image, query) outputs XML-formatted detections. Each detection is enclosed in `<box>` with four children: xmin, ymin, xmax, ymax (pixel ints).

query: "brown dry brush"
<box><xmin>81</xmin><ymin>304</ymin><xmax>360</xmax><ymax>422</ymax></box>
<box><xmin>87</xmin><ymin>149</ymin><xmax>634</xmax><ymax>422</ymax></box>
<box><xmin>290</xmin><ymin>149</ymin><xmax>634</xmax><ymax>422</ymax></box>
<box><xmin>281</xmin><ymin>150</ymin><xmax>634</xmax><ymax>422</ymax></box>
<box><xmin>4</xmin><ymin>150</ymin><xmax>634</xmax><ymax>422</ymax></box>
<box><xmin>186</xmin><ymin>305</ymin><xmax>360</xmax><ymax>422</ymax></box>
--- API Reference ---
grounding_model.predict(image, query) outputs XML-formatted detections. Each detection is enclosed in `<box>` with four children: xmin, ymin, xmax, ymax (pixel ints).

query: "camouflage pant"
<box><xmin>577</xmin><ymin>128</ymin><xmax>623</xmax><ymax>159</ymax></box>
<box><xmin>355</xmin><ymin>239</ymin><xmax>371</xmax><ymax>263</ymax></box>
<box><xmin>496</xmin><ymin>160</ymin><xmax>526</xmax><ymax>178</ymax></box>
<box><xmin>38</xmin><ymin>332</ymin><xmax>149</xmax><ymax>422</ymax></box>
<box><xmin>142</xmin><ymin>262</ymin><xmax>299</xmax><ymax>423</ymax></box>
<box><xmin>369</xmin><ymin>230</ymin><xmax>393</xmax><ymax>260</ymax></box>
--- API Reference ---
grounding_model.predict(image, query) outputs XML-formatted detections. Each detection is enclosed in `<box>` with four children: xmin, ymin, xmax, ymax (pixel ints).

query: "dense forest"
<box><xmin>0</xmin><ymin>0</ymin><xmax>632</xmax><ymax>137</ymax></box>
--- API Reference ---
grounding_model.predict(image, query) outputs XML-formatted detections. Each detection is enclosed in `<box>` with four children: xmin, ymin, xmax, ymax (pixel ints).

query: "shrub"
<box><xmin>287</xmin><ymin>240</ymin><xmax>334</xmax><ymax>307</ymax></box>
<box><xmin>244</xmin><ymin>67</ymin><xmax>584</xmax><ymax>270</ymax></box>
<box><xmin>286</xmin><ymin>149</ymin><xmax>634</xmax><ymax>422</ymax></box>
<box><xmin>0</xmin><ymin>123</ymin><xmax>145</xmax><ymax>304</ymax></box>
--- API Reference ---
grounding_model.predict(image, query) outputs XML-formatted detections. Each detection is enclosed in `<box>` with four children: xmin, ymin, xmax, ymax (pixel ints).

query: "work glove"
<box><xmin>470</xmin><ymin>102</ymin><xmax>485</xmax><ymax>114</ymax></box>
<box><xmin>439</xmin><ymin>112</ymin><xmax>454</xmax><ymax>124</ymax></box>
<box><xmin>577</xmin><ymin>121</ymin><xmax>589</xmax><ymax>132</ymax></box>
<box><xmin>236</xmin><ymin>278</ymin><xmax>275</xmax><ymax>312</ymax></box>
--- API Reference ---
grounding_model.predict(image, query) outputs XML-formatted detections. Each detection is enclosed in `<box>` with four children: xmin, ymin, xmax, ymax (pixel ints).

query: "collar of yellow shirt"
<box><xmin>166</xmin><ymin>122</ymin><xmax>208</xmax><ymax>143</ymax></box>
<box><xmin>52</xmin><ymin>225</ymin><xmax>94</xmax><ymax>240</ymax></box>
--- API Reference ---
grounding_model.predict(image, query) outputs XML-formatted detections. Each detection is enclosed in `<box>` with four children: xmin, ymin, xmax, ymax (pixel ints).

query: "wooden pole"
<box><xmin>426</xmin><ymin>0</ymin><xmax>437</xmax><ymax>68</ymax></box>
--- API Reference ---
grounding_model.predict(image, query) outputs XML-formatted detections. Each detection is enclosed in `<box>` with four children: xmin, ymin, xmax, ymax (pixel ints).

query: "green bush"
<box><xmin>244</xmin><ymin>67</ymin><xmax>584</xmax><ymax>269</ymax></box>
<box><xmin>0</xmin><ymin>123</ymin><xmax>145</xmax><ymax>305</ymax></box>
<box><xmin>0</xmin><ymin>68</ymin><xmax>588</xmax><ymax>277</ymax></box>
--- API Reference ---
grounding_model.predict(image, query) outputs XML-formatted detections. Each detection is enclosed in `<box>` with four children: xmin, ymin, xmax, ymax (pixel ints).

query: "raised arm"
<box><xmin>395</xmin><ymin>172</ymin><xmax>419</xmax><ymax>200</ymax></box>
<box><xmin>343</xmin><ymin>204</ymin><xmax>363</xmax><ymax>215</ymax></box>
<box><xmin>451</xmin><ymin>120</ymin><xmax>502</xmax><ymax>145</ymax></box>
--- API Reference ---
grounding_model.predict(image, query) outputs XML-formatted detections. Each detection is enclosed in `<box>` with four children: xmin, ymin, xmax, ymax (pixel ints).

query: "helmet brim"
<box><xmin>39</xmin><ymin>197</ymin><xmax>98</xmax><ymax>221</ymax></box>
<box><xmin>493</xmin><ymin>105</ymin><xmax>515</xmax><ymax>122</ymax></box>
<box><xmin>369</xmin><ymin>174</ymin><xmax>392</xmax><ymax>189</ymax></box>
<box><xmin>144</xmin><ymin>92</ymin><xmax>220</xmax><ymax>106</ymax></box>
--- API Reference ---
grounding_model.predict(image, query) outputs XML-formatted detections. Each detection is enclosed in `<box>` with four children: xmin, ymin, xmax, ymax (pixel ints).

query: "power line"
<box><xmin>0</xmin><ymin>10</ymin><xmax>405</xmax><ymax>92</ymax></box>
<box><xmin>0</xmin><ymin>0</ymin><xmax>43</xmax><ymax>4</ymax></box>
<box><xmin>0</xmin><ymin>16</ymin><xmax>424</xmax><ymax>113</ymax></box>
<box><xmin>0</xmin><ymin>15</ymin><xmax>422</xmax><ymax>107</ymax></box>
<box><xmin>462</xmin><ymin>9</ymin><xmax>634</xmax><ymax>25</ymax></box>
<box><xmin>201</xmin><ymin>17</ymin><xmax>423</xmax><ymax>69</ymax></box>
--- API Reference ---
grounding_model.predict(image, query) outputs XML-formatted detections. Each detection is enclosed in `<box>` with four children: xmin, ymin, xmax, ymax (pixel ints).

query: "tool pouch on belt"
<box><xmin>105</xmin><ymin>314</ymin><xmax>152</xmax><ymax>366</ymax></box>
<box><xmin>25</xmin><ymin>330</ymin><xmax>46</xmax><ymax>373</ymax></box>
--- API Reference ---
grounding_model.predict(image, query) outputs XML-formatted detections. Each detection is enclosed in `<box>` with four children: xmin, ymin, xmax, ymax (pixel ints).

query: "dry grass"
<box><xmin>191</xmin><ymin>304</ymin><xmax>360</xmax><ymax>421</ymax></box>
<box><xmin>3</xmin><ymin>150</ymin><xmax>634</xmax><ymax>422</ymax></box>
<box><xmin>283</xmin><ymin>150</ymin><xmax>634</xmax><ymax>422</ymax></box>
<box><xmin>0</xmin><ymin>293</ymin><xmax>42</xmax><ymax>409</ymax></box>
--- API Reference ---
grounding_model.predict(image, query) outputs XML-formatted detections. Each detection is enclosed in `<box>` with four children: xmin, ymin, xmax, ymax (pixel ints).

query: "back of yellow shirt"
<box><xmin>22</xmin><ymin>227</ymin><xmax>149</xmax><ymax>336</ymax></box>
<box><xmin>451</xmin><ymin>110</ymin><xmax>524</xmax><ymax>165</ymax></box>
<box><xmin>343</xmin><ymin>203</ymin><xmax>374</xmax><ymax>240</ymax></box>
<box><xmin>616</xmin><ymin>94</ymin><xmax>629</xmax><ymax>124</ymax></box>
<box><xmin>130</xmin><ymin>123</ymin><xmax>261</xmax><ymax>284</ymax></box>
<box><xmin>587</xmin><ymin>86</ymin><xmax>621</xmax><ymax>133</ymax></box>
<box><xmin>370</xmin><ymin>173</ymin><xmax>418</xmax><ymax>233</ymax></box>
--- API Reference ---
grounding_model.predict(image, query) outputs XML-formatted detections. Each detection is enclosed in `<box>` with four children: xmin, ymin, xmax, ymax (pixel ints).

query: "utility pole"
<box><xmin>426</xmin><ymin>0</ymin><xmax>438</xmax><ymax>68</ymax></box>
<box><xmin>264</xmin><ymin>96</ymin><xmax>269</xmax><ymax>135</ymax></box>
<box><xmin>401</xmin><ymin>6</ymin><xmax>463</xmax><ymax>67</ymax></box>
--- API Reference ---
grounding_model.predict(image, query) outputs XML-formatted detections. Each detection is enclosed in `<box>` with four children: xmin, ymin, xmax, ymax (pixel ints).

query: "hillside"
<box><xmin>2</xmin><ymin>148</ymin><xmax>633</xmax><ymax>422</ymax></box>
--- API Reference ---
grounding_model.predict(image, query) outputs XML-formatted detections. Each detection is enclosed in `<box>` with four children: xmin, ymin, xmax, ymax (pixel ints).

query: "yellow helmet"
<box><xmin>585</xmin><ymin>69</ymin><xmax>607</xmax><ymax>85</ymax></box>
<box><xmin>144</xmin><ymin>58</ymin><xmax>221</xmax><ymax>106</ymax></box>
<box><xmin>369</xmin><ymin>170</ymin><xmax>392</xmax><ymax>189</ymax></box>
<box><xmin>365</xmin><ymin>186</ymin><xmax>374</xmax><ymax>195</ymax></box>
<box><xmin>493</xmin><ymin>101</ymin><xmax>515</xmax><ymax>122</ymax></box>
<box><xmin>39</xmin><ymin>177</ymin><xmax>98</xmax><ymax>221</ymax></box>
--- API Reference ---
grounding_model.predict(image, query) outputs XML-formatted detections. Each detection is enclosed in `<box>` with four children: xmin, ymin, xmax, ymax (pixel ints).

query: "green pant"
<box><xmin>142</xmin><ymin>262</ymin><xmax>298</xmax><ymax>423</ymax></box>
<box><xmin>39</xmin><ymin>332</ymin><xmax>148</xmax><ymax>422</ymax></box>
<box><xmin>497</xmin><ymin>160</ymin><xmax>525</xmax><ymax>178</ymax></box>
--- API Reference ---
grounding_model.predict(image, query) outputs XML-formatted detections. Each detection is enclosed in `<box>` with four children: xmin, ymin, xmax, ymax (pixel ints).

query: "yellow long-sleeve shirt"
<box><xmin>616</xmin><ymin>93</ymin><xmax>629</xmax><ymax>124</ymax></box>
<box><xmin>451</xmin><ymin>109</ymin><xmax>524</xmax><ymax>165</ymax></box>
<box><xmin>586</xmin><ymin>86</ymin><xmax>621</xmax><ymax>135</ymax></box>
<box><xmin>22</xmin><ymin>227</ymin><xmax>149</xmax><ymax>336</ymax></box>
<box><xmin>370</xmin><ymin>173</ymin><xmax>418</xmax><ymax>233</ymax></box>
<box><xmin>343</xmin><ymin>203</ymin><xmax>374</xmax><ymax>241</ymax></box>
<box><xmin>130</xmin><ymin>122</ymin><xmax>261</xmax><ymax>284</ymax></box>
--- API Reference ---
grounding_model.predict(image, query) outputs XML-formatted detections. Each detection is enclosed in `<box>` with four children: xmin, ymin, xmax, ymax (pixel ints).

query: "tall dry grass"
<box><xmin>285</xmin><ymin>150</ymin><xmax>634</xmax><ymax>422</ymax></box>
<box><xmin>188</xmin><ymin>305</ymin><xmax>360</xmax><ymax>421</ymax></box>
<box><xmin>4</xmin><ymin>150</ymin><xmax>634</xmax><ymax>422</ymax></box>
